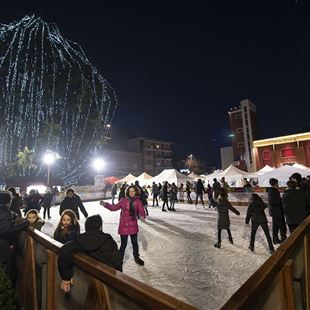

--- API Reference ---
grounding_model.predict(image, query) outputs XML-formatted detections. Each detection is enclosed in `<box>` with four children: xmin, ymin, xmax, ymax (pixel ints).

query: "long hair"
<box><xmin>54</xmin><ymin>209</ymin><xmax>80</xmax><ymax>238</ymax></box>
<box><xmin>125</xmin><ymin>185</ymin><xmax>140</xmax><ymax>217</ymax></box>
<box><xmin>25</xmin><ymin>209</ymin><xmax>41</xmax><ymax>223</ymax></box>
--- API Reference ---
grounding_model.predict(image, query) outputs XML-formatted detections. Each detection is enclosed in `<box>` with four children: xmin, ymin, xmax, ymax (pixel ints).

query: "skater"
<box><xmin>213</xmin><ymin>191</ymin><xmax>240</xmax><ymax>248</ymax></box>
<box><xmin>100</xmin><ymin>185</ymin><xmax>146</xmax><ymax>265</ymax></box>
<box><xmin>290</xmin><ymin>172</ymin><xmax>310</xmax><ymax>216</ymax></box>
<box><xmin>186</xmin><ymin>181</ymin><xmax>193</xmax><ymax>204</ymax></box>
<box><xmin>282</xmin><ymin>180</ymin><xmax>307</xmax><ymax>233</ymax></box>
<box><xmin>195</xmin><ymin>179</ymin><xmax>205</xmax><ymax>208</ymax></box>
<box><xmin>43</xmin><ymin>189</ymin><xmax>53</xmax><ymax>220</ymax></box>
<box><xmin>54</xmin><ymin>210</ymin><xmax>80</xmax><ymax>244</ymax></box>
<box><xmin>25</xmin><ymin>209</ymin><xmax>45</xmax><ymax>231</ymax></box>
<box><xmin>8</xmin><ymin>187</ymin><xmax>23</xmax><ymax>218</ymax></box>
<box><xmin>135</xmin><ymin>181</ymin><xmax>148</xmax><ymax>216</ymax></box>
<box><xmin>268</xmin><ymin>178</ymin><xmax>287</xmax><ymax>244</ymax></box>
<box><xmin>179</xmin><ymin>183</ymin><xmax>185</xmax><ymax>202</ymax></box>
<box><xmin>151</xmin><ymin>182</ymin><xmax>159</xmax><ymax>206</ymax></box>
<box><xmin>59</xmin><ymin>188</ymin><xmax>88</xmax><ymax>220</ymax></box>
<box><xmin>220</xmin><ymin>177</ymin><xmax>230</xmax><ymax>194</ymax></box>
<box><xmin>111</xmin><ymin>183</ymin><xmax>118</xmax><ymax>205</ymax></box>
<box><xmin>245</xmin><ymin>194</ymin><xmax>275</xmax><ymax>254</ymax></box>
<box><xmin>118</xmin><ymin>183</ymin><xmax>126</xmax><ymax>201</ymax></box>
<box><xmin>51</xmin><ymin>186</ymin><xmax>59</xmax><ymax>206</ymax></box>
<box><xmin>162</xmin><ymin>181</ymin><xmax>169</xmax><ymax>212</ymax></box>
<box><xmin>58</xmin><ymin>215</ymin><xmax>123</xmax><ymax>293</ymax></box>
<box><xmin>212</xmin><ymin>178</ymin><xmax>221</xmax><ymax>201</ymax></box>
<box><xmin>158</xmin><ymin>183</ymin><xmax>163</xmax><ymax>202</ymax></box>
<box><xmin>23</xmin><ymin>189</ymin><xmax>43</xmax><ymax>214</ymax></box>
<box><xmin>169</xmin><ymin>183</ymin><xmax>177</xmax><ymax>211</ymax></box>
<box><xmin>206</xmin><ymin>184</ymin><xmax>213</xmax><ymax>207</ymax></box>
<box><xmin>142</xmin><ymin>185</ymin><xmax>150</xmax><ymax>216</ymax></box>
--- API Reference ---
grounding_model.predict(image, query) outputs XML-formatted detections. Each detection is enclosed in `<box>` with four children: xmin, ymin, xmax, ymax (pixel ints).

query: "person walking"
<box><xmin>8</xmin><ymin>187</ymin><xmax>23</xmax><ymax>218</ymax></box>
<box><xmin>268</xmin><ymin>178</ymin><xmax>287</xmax><ymax>244</ymax></box>
<box><xmin>169</xmin><ymin>183</ymin><xmax>178</xmax><ymax>211</ymax></box>
<box><xmin>151</xmin><ymin>182</ymin><xmax>159</xmax><ymax>207</ymax></box>
<box><xmin>179</xmin><ymin>183</ymin><xmax>185</xmax><ymax>202</ymax></box>
<box><xmin>43</xmin><ymin>189</ymin><xmax>53</xmax><ymax>220</ymax></box>
<box><xmin>118</xmin><ymin>184</ymin><xmax>126</xmax><ymax>201</ymax></box>
<box><xmin>111</xmin><ymin>184</ymin><xmax>118</xmax><ymax>205</ymax></box>
<box><xmin>206</xmin><ymin>184</ymin><xmax>213</xmax><ymax>208</ymax></box>
<box><xmin>162</xmin><ymin>181</ymin><xmax>169</xmax><ymax>212</ymax></box>
<box><xmin>100</xmin><ymin>185</ymin><xmax>146</xmax><ymax>265</ymax></box>
<box><xmin>212</xmin><ymin>178</ymin><xmax>222</xmax><ymax>201</ymax></box>
<box><xmin>185</xmin><ymin>181</ymin><xmax>193</xmax><ymax>204</ymax></box>
<box><xmin>245</xmin><ymin>194</ymin><xmax>275</xmax><ymax>254</ymax></box>
<box><xmin>195</xmin><ymin>179</ymin><xmax>205</xmax><ymax>208</ymax></box>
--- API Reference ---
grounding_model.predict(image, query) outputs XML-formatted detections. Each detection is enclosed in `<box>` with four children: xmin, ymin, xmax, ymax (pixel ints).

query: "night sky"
<box><xmin>1</xmin><ymin>1</ymin><xmax>310</xmax><ymax>167</ymax></box>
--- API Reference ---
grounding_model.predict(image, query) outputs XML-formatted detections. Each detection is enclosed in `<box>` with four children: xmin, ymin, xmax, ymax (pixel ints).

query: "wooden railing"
<box><xmin>221</xmin><ymin>216</ymin><xmax>310</xmax><ymax>310</ymax></box>
<box><xmin>15</xmin><ymin>230</ymin><xmax>197</xmax><ymax>310</ymax></box>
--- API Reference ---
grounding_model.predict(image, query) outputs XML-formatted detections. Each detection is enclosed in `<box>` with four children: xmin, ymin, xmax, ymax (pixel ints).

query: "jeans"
<box><xmin>120</xmin><ymin>234</ymin><xmax>139</xmax><ymax>259</ymax></box>
<box><xmin>112</xmin><ymin>194</ymin><xmax>116</xmax><ymax>205</ymax></box>
<box><xmin>187</xmin><ymin>193</ymin><xmax>192</xmax><ymax>204</ymax></box>
<box><xmin>195</xmin><ymin>194</ymin><xmax>204</xmax><ymax>205</ymax></box>
<box><xmin>218</xmin><ymin>229</ymin><xmax>232</xmax><ymax>243</ymax></box>
<box><xmin>43</xmin><ymin>206</ymin><xmax>51</xmax><ymax>219</ymax></box>
<box><xmin>272</xmin><ymin>215</ymin><xmax>287</xmax><ymax>242</ymax></box>
<box><xmin>153</xmin><ymin>194</ymin><xmax>159</xmax><ymax>206</ymax></box>
<box><xmin>250</xmin><ymin>222</ymin><xmax>273</xmax><ymax>249</ymax></box>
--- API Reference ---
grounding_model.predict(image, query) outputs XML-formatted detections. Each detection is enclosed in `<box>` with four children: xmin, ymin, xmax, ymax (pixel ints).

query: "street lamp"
<box><xmin>92</xmin><ymin>158</ymin><xmax>105</xmax><ymax>172</ymax></box>
<box><xmin>43</xmin><ymin>150</ymin><xmax>55</xmax><ymax>186</ymax></box>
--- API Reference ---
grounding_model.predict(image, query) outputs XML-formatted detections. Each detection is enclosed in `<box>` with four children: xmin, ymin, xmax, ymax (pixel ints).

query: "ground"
<box><xmin>41</xmin><ymin>200</ymin><xmax>276</xmax><ymax>310</ymax></box>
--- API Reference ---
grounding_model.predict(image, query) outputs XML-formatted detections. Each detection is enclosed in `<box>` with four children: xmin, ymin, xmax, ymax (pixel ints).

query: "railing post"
<box><xmin>46</xmin><ymin>250</ymin><xmax>57</xmax><ymax>310</ymax></box>
<box><xmin>282</xmin><ymin>259</ymin><xmax>296</xmax><ymax>310</ymax></box>
<box><xmin>305</xmin><ymin>234</ymin><xmax>310</xmax><ymax>310</ymax></box>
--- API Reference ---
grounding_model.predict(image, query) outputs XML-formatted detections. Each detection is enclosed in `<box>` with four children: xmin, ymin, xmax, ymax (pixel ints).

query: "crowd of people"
<box><xmin>0</xmin><ymin>171</ymin><xmax>309</xmax><ymax>295</ymax></box>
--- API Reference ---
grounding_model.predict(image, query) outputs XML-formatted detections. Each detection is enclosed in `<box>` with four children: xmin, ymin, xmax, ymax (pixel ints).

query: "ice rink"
<box><xmin>41</xmin><ymin>200</ymin><xmax>276</xmax><ymax>310</ymax></box>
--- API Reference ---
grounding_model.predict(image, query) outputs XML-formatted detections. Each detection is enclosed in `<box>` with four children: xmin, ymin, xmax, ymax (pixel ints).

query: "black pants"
<box><xmin>153</xmin><ymin>194</ymin><xmax>159</xmax><ymax>206</ymax></box>
<box><xmin>43</xmin><ymin>206</ymin><xmax>51</xmax><ymax>219</ymax></box>
<box><xmin>162</xmin><ymin>201</ymin><xmax>168</xmax><ymax>210</ymax></box>
<box><xmin>112</xmin><ymin>194</ymin><xmax>116</xmax><ymax>205</ymax></box>
<box><xmin>187</xmin><ymin>193</ymin><xmax>192</xmax><ymax>204</ymax></box>
<box><xmin>288</xmin><ymin>224</ymin><xmax>299</xmax><ymax>234</ymax></box>
<box><xmin>120</xmin><ymin>234</ymin><xmax>139</xmax><ymax>259</ymax></box>
<box><xmin>195</xmin><ymin>194</ymin><xmax>204</xmax><ymax>205</ymax></box>
<box><xmin>250</xmin><ymin>222</ymin><xmax>273</xmax><ymax>249</ymax></box>
<box><xmin>217</xmin><ymin>229</ymin><xmax>233</xmax><ymax>243</ymax></box>
<box><xmin>272</xmin><ymin>215</ymin><xmax>287</xmax><ymax>242</ymax></box>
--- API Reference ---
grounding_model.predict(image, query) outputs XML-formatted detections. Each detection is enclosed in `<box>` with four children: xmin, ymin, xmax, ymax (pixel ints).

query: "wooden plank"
<box><xmin>282</xmin><ymin>259</ymin><xmax>295</xmax><ymax>310</ymax></box>
<box><xmin>46</xmin><ymin>250</ymin><xmax>57</xmax><ymax>310</ymax></box>
<box><xmin>305</xmin><ymin>234</ymin><xmax>310</xmax><ymax>310</ymax></box>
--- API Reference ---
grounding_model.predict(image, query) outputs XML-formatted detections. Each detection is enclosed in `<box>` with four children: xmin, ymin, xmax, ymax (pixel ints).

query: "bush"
<box><xmin>0</xmin><ymin>264</ymin><xmax>19</xmax><ymax>310</ymax></box>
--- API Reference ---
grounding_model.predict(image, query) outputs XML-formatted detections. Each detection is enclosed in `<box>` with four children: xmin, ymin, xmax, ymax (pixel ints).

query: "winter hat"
<box><xmin>0</xmin><ymin>190</ymin><xmax>13</xmax><ymax>206</ymax></box>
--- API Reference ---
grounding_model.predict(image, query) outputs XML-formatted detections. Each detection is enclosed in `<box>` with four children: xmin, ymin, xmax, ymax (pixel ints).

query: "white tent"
<box><xmin>257</xmin><ymin>165</ymin><xmax>274</xmax><ymax>175</ymax></box>
<box><xmin>133</xmin><ymin>172</ymin><xmax>153</xmax><ymax>186</ymax></box>
<box><xmin>258</xmin><ymin>165</ymin><xmax>309</xmax><ymax>187</ymax></box>
<box><xmin>152</xmin><ymin>169</ymin><xmax>193</xmax><ymax>186</ymax></box>
<box><xmin>116</xmin><ymin>173</ymin><xmax>136</xmax><ymax>184</ymax></box>
<box><xmin>292</xmin><ymin>163</ymin><xmax>310</xmax><ymax>171</ymax></box>
<box><xmin>205</xmin><ymin>165</ymin><xmax>257</xmax><ymax>187</ymax></box>
<box><xmin>204</xmin><ymin>170</ymin><xmax>223</xmax><ymax>185</ymax></box>
<box><xmin>188</xmin><ymin>172</ymin><xmax>201</xmax><ymax>180</ymax></box>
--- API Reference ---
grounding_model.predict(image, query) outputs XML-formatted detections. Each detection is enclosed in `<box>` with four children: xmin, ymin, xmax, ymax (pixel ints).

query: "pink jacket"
<box><xmin>104</xmin><ymin>197</ymin><xmax>146</xmax><ymax>236</ymax></box>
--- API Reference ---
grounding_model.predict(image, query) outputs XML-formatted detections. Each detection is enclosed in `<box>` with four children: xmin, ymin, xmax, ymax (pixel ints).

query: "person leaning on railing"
<box><xmin>58</xmin><ymin>215</ymin><xmax>122</xmax><ymax>293</ymax></box>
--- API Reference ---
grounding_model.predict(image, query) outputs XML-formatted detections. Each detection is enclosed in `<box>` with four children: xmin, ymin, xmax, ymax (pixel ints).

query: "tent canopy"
<box><xmin>258</xmin><ymin>165</ymin><xmax>309</xmax><ymax>187</ymax></box>
<box><xmin>188</xmin><ymin>172</ymin><xmax>201</xmax><ymax>180</ymax></box>
<box><xmin>116</xmin><ymin>173</ymin><xmax>136</xmax><ymax>184</ymax></box>
<box><xmin>133</xmin><ymin>172</ymin><xmax>153</xmax><ymax>186</ymax></box>
<box><xmin>153</xmin><ymin>169</ymin><xmax>193</xmax><ymax>186</ymax></box>
<box><xmin>257</xmin><ymin>165</ymin><xmax>274</xmax><ymax>175</ymax></box>
<box><xmin>292</xmin><ymin>163</ymin><xmax>310</xmax><ymax>171</ymax></box>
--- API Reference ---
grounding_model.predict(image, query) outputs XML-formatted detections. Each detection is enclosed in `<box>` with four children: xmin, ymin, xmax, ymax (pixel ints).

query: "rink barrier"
<box><xmin>221</xmin><ymin>215</ymin><xmax>310</xmax><ymax>310</ymax></box>
<box><xmin>16</xmin><ymin>229</ymin><xmax>197</xmax><ymax>310</ymax></box>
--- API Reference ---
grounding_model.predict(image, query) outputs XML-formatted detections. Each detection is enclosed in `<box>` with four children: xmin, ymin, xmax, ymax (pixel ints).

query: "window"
<box><xmin>156</xmin><ymin>144</ymin><xmax>160</xmax><ymax>149</ymax></box>
<box><xmin>281</xmin><ymin>148</ymin><xmax>296</xmax><ymax>158</ymax></box>
<box><xmin>238</xmin><ymin>142</ymin><xmax>244</xmax><ymax>147</ymax></box>
<box><xmin>234</xmin><ymin>114</ymin><xmax>242</xmax><ymax>120</ymax></box>
<box><xmin>236</xmin><ymin>128</ymin><xmax>243</xmax><ymax>134</ymax></box>
<box><xmin>263</xmin><ymin>150</ymin><xmax>271</xmax><ymax>161</ymax></box>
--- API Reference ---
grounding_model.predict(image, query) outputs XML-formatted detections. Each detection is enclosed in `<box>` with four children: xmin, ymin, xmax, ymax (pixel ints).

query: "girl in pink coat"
<box><xmin>100</xmin><ymin>185</ymin><xmax>146</xmax><ymax>265</ymax></box>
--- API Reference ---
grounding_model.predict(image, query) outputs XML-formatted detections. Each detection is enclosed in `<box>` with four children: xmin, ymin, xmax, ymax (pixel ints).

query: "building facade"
<box><xmin>253</xmin><ymin>132</ymin><xmax>310</xmax><ymax>170</ymax></box>
<box><xmin>228</xmin><ymin>99</ymin><xmax>258</xmax><ymax>171</ymax></box>
<box><xmin>220</xmin><ymin>146</ymin><xmax>235</xmax><ymax>170</ymax></box>
<box><xmin>127</xmin><ymin>137</ymin><xmax>173</xmax><ymax>176</ymax></box>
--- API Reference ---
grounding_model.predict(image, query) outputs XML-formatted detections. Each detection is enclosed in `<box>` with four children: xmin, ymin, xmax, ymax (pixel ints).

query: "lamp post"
<box><xmin>43</xmin><ymin>151</ymin><xmax>55</xmax><ymax>187</ymax></box>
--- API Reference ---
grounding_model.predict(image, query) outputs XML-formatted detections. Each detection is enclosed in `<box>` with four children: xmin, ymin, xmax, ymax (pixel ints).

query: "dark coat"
<box><xmin>58</xmin><ymin>231</ymin><xmax>122</xmax><ymax>280</ymax></box>
<box><xmin>185</xmin><ymin>184</ymin><xmax>191</xmax><ymax>194</ymax></box>
<box><xmin>43</xmin><ymin>192</ymin><xmax>53</xmax><ymax>208</ymax></box>
<box><xmin>0</xmin><ymin>204</ymin><xmax>30</xmax><ymax>263</ymax></box>
<box><xmin>31</xmin><ymin>219</ymin><xmax>45</xmax><ymax>231</ymax></box>
<box><xmin>10</xmin><ymin>194</ymin><xmax>23</xmax><ymax>218</ymax></box>
<box><xmin>282</xmin><ymin>188</ymin><xmax>307</xmax><ymax>225</ymax></box>
<box><xmin>162</xmin><ymin>184</ymin><xmax>168</xmax><ymax>202</ymax></box>
<box><xmin>111</xmin><ymin>185</ymin><xmax>117</xmax><ymax>196</ymax></box>
<box><xmin>195</xmin><ymin>181</ymin><xmax>205</xmax><ymax>195</ymax></box>
<box><xmin>54</xmin><ymin>225</ymin><xmax>80</xmax><ymax>244</ymax></box>
<box><xmin>245</xmin><ymin>200</ymin><xmax>268</xmax><ymax>224</ymax></box>
<box><xmin>24</xmin><ymin>193</ymin><xmax>43</xmax><ymax>213</ymax></box>
<box><xmin>212</xmin><ymin>181</ymin><xmax>221</xmax><ymax>195</ymax></box>
<box><xmin>59</xmin><ymin>194</ymin><xmax>88</xmax><ymax>220</ymax></box>
<box><xmin>268</xmin><ymin>187</ymin><xmax>284</xmax><ymax>217</ymax></box>
<box><xmin>215</xmin><ymin>199</ymin><xmax>240</xmax><ymax>229</ymax></box>
<box><xmin>118</xmin><ymin>189</ymin><xmax>125</xmax><ymax>201</ymax></box>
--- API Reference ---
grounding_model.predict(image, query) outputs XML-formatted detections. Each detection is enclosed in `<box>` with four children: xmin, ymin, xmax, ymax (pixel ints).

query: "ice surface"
<box><xmin>41</xmin><ymin>200</ymin><xmax>276</xmax><ymax>310</ymax></box>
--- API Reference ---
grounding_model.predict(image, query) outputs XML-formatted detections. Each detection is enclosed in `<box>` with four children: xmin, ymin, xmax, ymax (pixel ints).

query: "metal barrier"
<box><xmin>15</xmin><ymin>230</ymin><xmax>197</xmax><ymax>310</ymax></box>
<box><xmin>221</xmin><ymin>216</ymin><xmax>310</xmax><ymax>310</ymax></box>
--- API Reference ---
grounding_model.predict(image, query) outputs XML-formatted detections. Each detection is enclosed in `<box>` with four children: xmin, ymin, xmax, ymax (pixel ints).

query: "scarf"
<box><xmin>129</xmin><ymin>197</ymin><xmax>136</xmax><ymax>218</ymax></box>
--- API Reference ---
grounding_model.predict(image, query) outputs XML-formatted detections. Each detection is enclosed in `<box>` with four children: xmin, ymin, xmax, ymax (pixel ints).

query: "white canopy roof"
<box><xmin>133</xmin><ymin>172</ymin><xmax>153</xmax><ymax>186</ymax></box>
<box><xmin>116</xmin><ymin>173</ymin><xmax>136</xmax><ymax>184</ymax></box>
<box><xmin>258</xmin><ymin>165</ymin><xmax>309</xmax><ymax>187</ymax></box>
<box><xmin>292</xmin><ymin>163</ymin><xmax>310</xmax><ymax>171</ymax></box>
<box><xmin>257</xmin><ymin>165</ymin><xmax>274</xmax><ymax>175</ymax></box>
<box><xmin>152</xmin><ymin>169</ymin><xmax>193</xmax><ymax>185</ymax></box>
<box><xmin>188</xmin><ymin>172</ymin><xmax>201</xmax><ymax>180</ymax></box>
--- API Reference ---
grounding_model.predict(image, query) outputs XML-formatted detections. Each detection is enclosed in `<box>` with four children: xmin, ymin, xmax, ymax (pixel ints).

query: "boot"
<box><xmin>162</xmin><ymin>209</ymin><xmax>167</xmax><ymax>212</ymax></box>
<box><xmin>214</xmin><ymin>242</ymin><xmax>221</xmax><ymax>249</ymax></box>
<box><xmin>269</xmin><ymin>248</ymin><xmax>275</xmax><ymax>254</ymax></box>
<box><xmin>249</xmin><ymin>245</ymin><xmax>254</xmax><ymax>252</ymax></box>
<box><xmin>134</xmin><ymin>256</ymin><xmax>144</xmax><ymax>266</ymax></box>
<box><xmin>229</xmin><ymin>238</ymin><xmax>234</xmax><ymax>245</ymax></box>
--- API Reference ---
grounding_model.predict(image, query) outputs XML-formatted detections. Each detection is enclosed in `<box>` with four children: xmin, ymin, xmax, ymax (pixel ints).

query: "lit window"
<box><xmin>262</xmin><ymin>150</ymin><xmax>271</xmax><ymax>161</ymax></box>
<box><xmin>156</xmin><ymin>144</ymin><xmax>160</xmax><ymax>149</ymax></box>
<box><xmin>281</xmin><ymin>148</ymin><xmax>296</xmax><ymax>158</ymax></box>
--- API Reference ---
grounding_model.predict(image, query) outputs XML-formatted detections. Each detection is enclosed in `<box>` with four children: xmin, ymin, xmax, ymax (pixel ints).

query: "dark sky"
<box><xmin>1</xmin><ymin>0</ymin><xmax>310</xmax><ymax>167</ymax></box>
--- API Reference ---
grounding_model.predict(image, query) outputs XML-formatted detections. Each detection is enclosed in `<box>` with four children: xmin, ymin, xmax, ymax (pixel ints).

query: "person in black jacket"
<box><xmin>185</xmin><ymin>181</ymin><xmax>193</xmax><ymax>204</ymax></box>
<box><xmin>162</xmin><ymin>181</ymin><xmax>169</xmax><ymax>212</ymax></box>
<box><xmin>268</xmin><ymin>178</ymin><xmax>287</xmax><ymax>244</ymax></box>
<box><xmin>282</xmin><ymin>180</ymin><xmax>307</xmax><ymax>233</ymax></box>
<box><xmin>8</xmin><ymin>187</ymin><xmax>23</xmax><ymax>218</ymax></box>
<box><xmin>58</xmin><ymin>215</ymin><xmax>122</xmax><ymax>293</ymax></box>
<box><xmin>59</xmin><ymin>188</ymin><xmax>88</xmax><ymax>220</ymax></box>
<box><xmin>0</xmin><ymin>190</ymin><xmax>30</xmax><ymax>282</ymax></box>
<box><xmin>43</xmin><ymin>189</ymin><xmax>53</xmax><ymax>220</ymax></box>
<box><xmin>111</xmin><ymin>184</ymin><xmax>117</xmax><ymax>205</ymax></box>
<box><xmin>290</xmin><ymin>172</ymin><xmax>310</xmax><ymax>216</ymax></box>
<box><xmin>245</xmin><ymin>194</ymin><xmax>274</xmax><ymax>254</ymax></box>
<box><xmin>195</xmin><ymin>179</ymin><xmax>205</xmax><ymax>208</ymax></box>
<box><xmin>118</xmin><ymin>183</ymin><xmax>126</xmax><ymax>201</ymax></box>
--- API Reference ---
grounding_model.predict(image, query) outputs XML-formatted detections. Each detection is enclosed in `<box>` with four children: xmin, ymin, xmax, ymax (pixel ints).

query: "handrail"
<box><xmin>221</xmin><ymin>215</ymin><xmax>310</xmax><ymax>309</ymax></box>
<box><xmin>25</xmin><ymin>229</ymin><xmax>197</xmax><ymax>310</ymax></box>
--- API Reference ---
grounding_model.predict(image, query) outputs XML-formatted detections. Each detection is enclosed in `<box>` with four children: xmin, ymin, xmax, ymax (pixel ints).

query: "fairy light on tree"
<box><xmin>0</xmin><ymin>16</ymin><xmax>118</xmax><ymax>184</ymax></box>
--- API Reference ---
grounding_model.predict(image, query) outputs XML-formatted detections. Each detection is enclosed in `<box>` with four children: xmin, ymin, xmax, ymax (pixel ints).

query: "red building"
<box><xmin>253</xmin><ymin>132</ymin><xmax>310</xmax><ymax>169</ymax></box>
